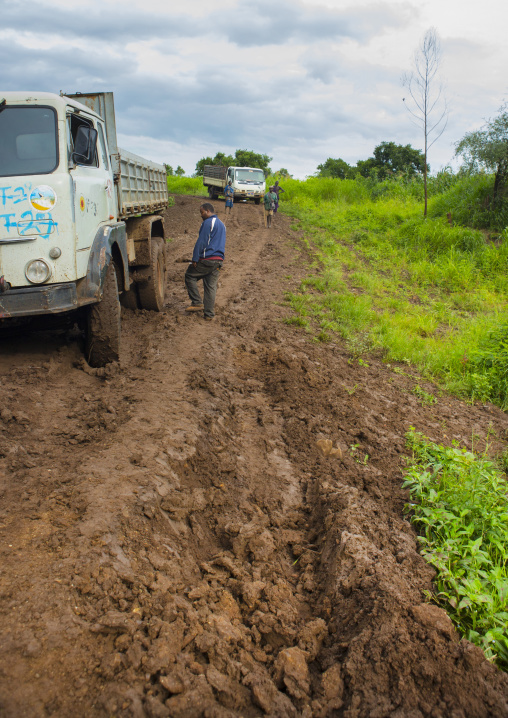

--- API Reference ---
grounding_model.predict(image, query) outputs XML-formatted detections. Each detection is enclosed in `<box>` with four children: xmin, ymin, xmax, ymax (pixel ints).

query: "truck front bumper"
<box><xmin>236</xmin><ymin>192</ymin><xmax>263</xmax><ymax>199</ymax></box>
<box><xmin>0</xmin><ymin>282</ymin><xmax>79</xmax><ymax>318</ymax></box>
<box><xmin>0</xmin><ymin>223</ymin><xmax>127</xmax><ymax>319</ymax></box>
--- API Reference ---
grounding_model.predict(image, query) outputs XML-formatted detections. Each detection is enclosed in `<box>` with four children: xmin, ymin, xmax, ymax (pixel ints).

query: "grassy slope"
<box><xmin>274</xmin><ymin>174</ymin><xmax>508</xmax><ymax>407</ymax></box>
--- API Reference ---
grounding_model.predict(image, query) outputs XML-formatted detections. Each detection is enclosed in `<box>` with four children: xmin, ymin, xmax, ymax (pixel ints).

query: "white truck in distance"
<box><xmin>203</xmin><ymin>165</ymin><xmax>265</xmax><ymax>205</ymax></box>
<box><xmin>0</xmin><ymin>91</ymin><xmax>168</xmax><ymax>366</ymax></box>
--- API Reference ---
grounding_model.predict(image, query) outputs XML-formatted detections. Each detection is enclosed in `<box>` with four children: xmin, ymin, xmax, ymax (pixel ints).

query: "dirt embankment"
<box><xmin>1</xmin><ymin>196</ymin><xmax>508</xmax><ymax>717</ymax></box>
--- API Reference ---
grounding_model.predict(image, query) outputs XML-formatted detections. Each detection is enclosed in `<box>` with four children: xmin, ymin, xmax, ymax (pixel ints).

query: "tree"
<box><xmin>275</xmin><ymin>168</ymin><xmax>292</xmax><ymax>178</ymax></box>
<box><xmin>175</xmin><ymin>165</ymin><xmax>185</xmax><ymax>176</ymax></box>
<box><xmin>233</xmin><ymin>149</ymin><xmax>272</xmax><ymax>175</ymax></box>
<box><xmin>402</xmin><ymin>28</ymin><xmax>448</xmax><ymax>215</ymax></box>
<box><xmin>164</xmin><ymin>163</ymin><xmax>174</xmax><ymax>176</ymax></box>
<box><xmin>371</xmin><ymin>142</ymin><xmax>427</xmax><ymax>177</ymax></box>
<box><xmin>355</xmin><ymin>157</ymin><xmax>378</xmax><ymax>178</ymax></box>
<box><xmin>455</xmin><ymin>107</ymin><xmax>508</xmax><ymax>203</ymax></box>
<box><xmin>316</xmin><ymin>158</ymin><xmax>352</xmax><ymax>179</ymax></box>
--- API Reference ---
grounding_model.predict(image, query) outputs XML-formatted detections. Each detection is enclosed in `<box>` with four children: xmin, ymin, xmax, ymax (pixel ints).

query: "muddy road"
<box><xmin>1</xmin><ymin>196</ymin><xmax>508</xmax><ymax>717</ymax></box>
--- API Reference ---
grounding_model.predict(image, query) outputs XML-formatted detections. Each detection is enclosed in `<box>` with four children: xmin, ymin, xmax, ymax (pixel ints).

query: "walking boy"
<box><xmin>272</xmin><ymin>180</ymin><xmax>285</xmax><ymax>213</ymax></box>
<box><xmin>263</xmin><ymin>187</ymin><xmax>277</xmax><ymax>228</ymax></box>
<box><xmin>224</xmin><ymin>180</ymin><xmax>234</xmax><ymax>217</ymax></box>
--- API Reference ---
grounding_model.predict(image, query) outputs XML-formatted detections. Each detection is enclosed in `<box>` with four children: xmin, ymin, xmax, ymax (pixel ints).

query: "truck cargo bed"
<box><xmin>117</xmin><ymin>148</ymin><xmax>167</xmax><ymax>218</ymax></box>
<box><xmin>203</xmin><ymin>165</ymin><xmax>227</xmax><ymax>182</ymax></box>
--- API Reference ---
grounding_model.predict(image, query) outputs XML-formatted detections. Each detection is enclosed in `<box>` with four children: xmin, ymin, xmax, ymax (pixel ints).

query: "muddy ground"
<box><xmin>1</xmin><ymin>196</ymin><xmax>508</xmax><ymax>717</ymax></box>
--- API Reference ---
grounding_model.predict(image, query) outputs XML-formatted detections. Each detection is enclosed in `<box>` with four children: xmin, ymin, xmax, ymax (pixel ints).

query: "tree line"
<box><xmin>316</xmin><ymin>142</ymin><xmax>428</xmax><ymax>180</ymax></box>
<box><xmin>164</xmin><ymin>164</ymin><xmax>185</xmax><ymax>176</ymax></box>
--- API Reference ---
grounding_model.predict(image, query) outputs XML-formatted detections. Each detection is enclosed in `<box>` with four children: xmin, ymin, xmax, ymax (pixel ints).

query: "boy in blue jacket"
<box><xmin>184</xmin><ymin>203</ymin><xmax>226</xmax><ymax>320</ymax></box>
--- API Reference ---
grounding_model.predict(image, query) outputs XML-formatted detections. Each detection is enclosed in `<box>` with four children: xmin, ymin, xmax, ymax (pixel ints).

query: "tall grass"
<box><xmin>430</xmin><ymin>174</ymin><xmax>508</xmax><ymax>231</ymax></box>
<box><xmin>167</xmin><ymin>175</ymin><xmax>207</xmax><ymax>196</ymax></box>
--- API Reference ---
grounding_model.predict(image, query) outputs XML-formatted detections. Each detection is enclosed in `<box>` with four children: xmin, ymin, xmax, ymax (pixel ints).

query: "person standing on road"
<box><xmin>224</xmin><ymin>180</ymin><xmax>234</xmax><ymax>218</ymax></box>
<box><xmin>263</xmin><ymin>186</ymin><xmax>277</xmax><ymax>228</ymax></box>
<box><xmin>185</xmin><ymin>203</ymin><xmax>226</xmax><ymax>321</ymax></box>
<box><xmin>272</xmin><ymin>180</ymin><xmax>285</xmax><ymax>214</ymax></box>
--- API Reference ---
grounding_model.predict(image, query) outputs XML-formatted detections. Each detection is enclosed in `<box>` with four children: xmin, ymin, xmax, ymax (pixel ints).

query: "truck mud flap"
<box><xmin>126</xmin><ymin>215</ymin><xmax>164</xmax><ymax>266</ymax></box>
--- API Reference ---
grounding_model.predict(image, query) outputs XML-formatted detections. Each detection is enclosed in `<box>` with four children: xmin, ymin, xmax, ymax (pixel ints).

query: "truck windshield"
<box><xmin>0</xmin><ymin>106</ymin><xmax>58</xmax><ymax>177</ymax></box>
<box><xmin>235</xmin><ymin>169</ymin><xmax>264</xmax><ymax>184</ymax></box>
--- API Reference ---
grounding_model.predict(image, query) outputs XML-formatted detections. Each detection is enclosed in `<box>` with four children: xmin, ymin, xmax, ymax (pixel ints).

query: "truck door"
<box><xmin>67</xmin><ymin>112</ymin><xmax>111</xmax><ymax>264</ymax></box>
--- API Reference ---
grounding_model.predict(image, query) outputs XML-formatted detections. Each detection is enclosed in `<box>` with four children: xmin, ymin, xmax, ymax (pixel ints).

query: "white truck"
<box><xmin>203</xmin><ymin>165</ymin><xmax>265</xmax><ymax>205</ymax></box>
<box><xmin>0</xmin><ymin>91</ymin><xmax>168</xmax><ymax>366</ymax></box>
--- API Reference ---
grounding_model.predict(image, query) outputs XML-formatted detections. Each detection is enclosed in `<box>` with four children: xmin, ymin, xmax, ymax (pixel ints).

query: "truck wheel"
<box><xmin>138</xmin><ymin>238</ymin><xmax>166</xmax><ymax>311</ymax></box>
<box><xmin>254</xmin><ymin>198</ymin><xmax>261</xmax><ymax>205</ymax></box>
<box><xmin>208</xmin><ymin>187</ymin><xmax>215</xmax><ymax>199</ymax></box>
<box><xmin>85</xmin><ymin>260</ymin><xmax>121</xmax><ymax>367</ymax></box>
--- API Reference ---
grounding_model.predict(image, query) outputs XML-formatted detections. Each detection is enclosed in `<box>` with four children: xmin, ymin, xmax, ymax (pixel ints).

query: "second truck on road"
<box><xmin>203</xmin><ymin>165</ymin><xmax>265</xmax><ymax>205</ymax></box>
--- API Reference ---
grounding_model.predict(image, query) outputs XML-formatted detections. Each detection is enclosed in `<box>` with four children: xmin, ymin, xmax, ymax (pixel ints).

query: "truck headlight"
<box><xmin>25</xmin><ymin>259</ymin><xmax>51</xmax><ymax>284</ymax></box>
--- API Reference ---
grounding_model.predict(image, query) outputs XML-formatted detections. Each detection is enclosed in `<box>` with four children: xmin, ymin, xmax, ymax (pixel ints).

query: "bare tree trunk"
<box><xmin>402</xmin><ymin>28</ymin><xmax>447</xmax><ymax>218</ymax></box>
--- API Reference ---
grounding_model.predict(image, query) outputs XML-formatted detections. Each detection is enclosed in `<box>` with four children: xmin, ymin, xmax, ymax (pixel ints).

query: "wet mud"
<box><xmin>1</xmin><ymin>196</ymin><xmax>508</xmax><ymax>717</ymax></box>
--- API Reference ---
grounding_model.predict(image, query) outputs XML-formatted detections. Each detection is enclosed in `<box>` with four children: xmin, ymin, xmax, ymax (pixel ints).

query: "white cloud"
<box><xmin>0</xmin><ymin>0</ymin><xmax>507</xmax><ymax>177</ymax></box>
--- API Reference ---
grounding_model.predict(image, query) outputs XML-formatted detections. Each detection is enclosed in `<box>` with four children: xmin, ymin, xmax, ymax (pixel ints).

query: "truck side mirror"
<box><xmin>72</xmin><ymin>125</ymin><xmax>98</xmax><ymax>165</ymax></box>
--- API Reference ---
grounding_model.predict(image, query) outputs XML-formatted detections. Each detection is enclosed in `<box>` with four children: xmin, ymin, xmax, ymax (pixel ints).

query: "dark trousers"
<box><xmin>185</xmin><ymin>260</ymin><xmax>222</xmax><ymax>317</ymax></box>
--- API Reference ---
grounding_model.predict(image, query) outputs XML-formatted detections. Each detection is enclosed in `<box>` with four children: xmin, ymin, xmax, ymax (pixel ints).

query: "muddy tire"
<box><xmin>254</xmin><ymin>198</ymin><xmax>261</xmax><ymax>205</ymax></box>
<box><xmin>138</xmin><ymin>238</ymin><xmax>166</xmax><ymax>312</ymax></box>
<box><xmin>85</xmin><ymin>260</ymin><xmax>121</xmax><ymax>367</ymax></box>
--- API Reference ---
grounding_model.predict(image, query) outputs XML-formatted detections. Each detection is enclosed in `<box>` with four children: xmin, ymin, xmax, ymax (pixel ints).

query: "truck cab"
<box><xmin>227</xmin><ymin>166</ymin><xmax>265</xmax><ymax>202</ymax></box>
<box><xmin>0</xmin><ymin>93</ymin><xmax>119</xmax><ymax>304</ymax></box>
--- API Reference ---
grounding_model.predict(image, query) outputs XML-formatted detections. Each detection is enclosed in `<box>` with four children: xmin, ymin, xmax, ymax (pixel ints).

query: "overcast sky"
<box><xmin>1</xmin><ymin>0</ymin><xmax>507</xmax><ymax>178</ymax></box>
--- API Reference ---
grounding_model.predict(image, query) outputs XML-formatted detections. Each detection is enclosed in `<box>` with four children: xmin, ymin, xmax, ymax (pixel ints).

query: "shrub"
<box><xmin>404</xmin><ymin>430</ymin><xmax>508</xmax><ymax>669</ymax></box>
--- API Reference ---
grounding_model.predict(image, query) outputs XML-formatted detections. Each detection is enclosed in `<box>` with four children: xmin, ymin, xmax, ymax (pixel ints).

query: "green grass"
<box><xmin>167</xmin><ymin>175</ymin><xmax>208</xmax><ymax>196</ymax></box>
<box><xmin>403</xmin><ymin>429</ymin><xmax>508</xmax><ymax>669</ymax></box>
<box><xmin>277</xmin><ymin>173</ymin><xmax>508</xmax><ymax>406</ymax></box>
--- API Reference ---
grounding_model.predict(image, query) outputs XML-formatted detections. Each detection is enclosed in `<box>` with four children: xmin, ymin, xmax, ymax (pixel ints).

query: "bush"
<box><xmin>404</xmin><ymin>429</ymin><xmax>508</xmax><ymax>669</ymax></box>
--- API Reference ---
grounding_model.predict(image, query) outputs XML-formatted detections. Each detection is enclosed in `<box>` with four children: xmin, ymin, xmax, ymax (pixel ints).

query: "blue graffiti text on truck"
<box><xmin>0</xmin><ymin>183</ymin><xmax>58</xmax><ymax>240</ymax></box>
<box><xmin>0</xmin><ymin>185</ymin><xmax>29</xmax><ymax>206</ymax></box>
